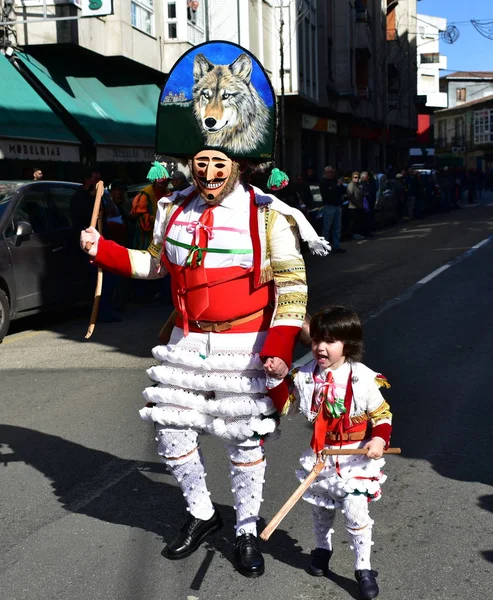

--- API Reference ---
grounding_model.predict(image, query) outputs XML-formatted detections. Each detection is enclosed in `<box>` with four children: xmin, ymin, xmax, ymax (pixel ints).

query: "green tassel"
<box><xmin>146</xmin><ymin>161</ymin><xmax>170</xmax><ymax>181</ymax></box>
<box><xmin>267</xmin><ymin>167</ymin><xmax>289</xmax><ymax>190</ymax></box>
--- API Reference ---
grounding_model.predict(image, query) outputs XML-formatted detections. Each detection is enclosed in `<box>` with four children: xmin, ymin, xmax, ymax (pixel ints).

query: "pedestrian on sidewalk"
<box><xmin>266</xmin><ymin>305</ymin><xmax>393</xmax><ymax>599</ymax></box>
<box><xmin>346</xmin><ymin>171</ymin><xmax>365</xmax><ymax>240</ymax></box>
<box><xmin>320</xmin><ymin>166</ymin><xmax>347</xmax><ymax>253</ymax></box>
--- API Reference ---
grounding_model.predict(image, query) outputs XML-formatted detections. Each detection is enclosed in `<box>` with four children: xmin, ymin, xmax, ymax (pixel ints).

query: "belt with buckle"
<box><xmin>196</xmin><ymin>308</ymin><xmax>266</xmax><ymax>333</ymax></box>
<box><xmin>325</xmin><ymin>430</ymin><xmax>367</xmax><ymax>442</ymax></box>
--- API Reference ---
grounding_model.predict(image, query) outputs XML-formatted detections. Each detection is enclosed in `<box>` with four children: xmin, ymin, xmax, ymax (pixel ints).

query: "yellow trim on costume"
<box><xmin>271</xmin><ymin>258</ymin><xmax>306</xmax><ymax>273</ymax></box>
<box><xmin>369</xmin><ymin>400</ymin><xmax>392</xmax><ymax>424</ymax></box>
<box><xmin>350</xmin><ymin>413</ymin><xmax>369</xmax><ymax>425</ymax></box>
<box><xmin>375</xmin><ymin>375</ymin><xmax>391</xmax><ymax>389</ymax></box>
<box><xmin>147</xmin><ymin>241</ymin><xmax>162</xmax><ymax>258</ymax></box>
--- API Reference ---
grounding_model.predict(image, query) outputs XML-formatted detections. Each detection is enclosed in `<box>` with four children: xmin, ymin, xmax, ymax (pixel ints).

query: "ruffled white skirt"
<box><xmin>296</xmin><ymin>441</ymin><xmax>387</xmax><ymax>509</ymax></box>
<box><xmin>139</xmin><ymin>327</ymin><xmax>276</xmax><ymax>442</ymax></box>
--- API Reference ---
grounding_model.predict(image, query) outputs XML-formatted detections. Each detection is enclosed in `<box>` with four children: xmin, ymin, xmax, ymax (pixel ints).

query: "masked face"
<box><xmin>191</xmin><ymin>150</ymin><xmax>238</xmax><ymax>204</ymax></box>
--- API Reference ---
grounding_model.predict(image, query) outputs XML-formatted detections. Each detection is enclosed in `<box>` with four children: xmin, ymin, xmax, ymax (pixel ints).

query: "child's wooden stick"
<box><xmin>322</xmin><ymin>448</ymin><xmax>401</xmax><ymax>456</ymax></box>
<box><xmin>259</xmin><ymin>447</ymin><xmax>401</xmax><ymax>541</ymax></box>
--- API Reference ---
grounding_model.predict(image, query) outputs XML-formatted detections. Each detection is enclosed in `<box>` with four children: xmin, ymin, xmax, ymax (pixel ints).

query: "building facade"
<box><xmin>411</xmin><ymin>13</ymin><xmax>447</xmax><ymax>165</ymax></box>
<box><xmin>439</xmin><ymin>71</ymin><xmax>493</xmax><ymax>109</ymax></box>
<box><xmin>1</xmin><ymin>0</ymin><xmax>418</xmax><ymax>181</ymax></box>
<box><xmin>434</xmin><ymin>96</ymin><xmax>493</xmax><ymax>170</ymax></box>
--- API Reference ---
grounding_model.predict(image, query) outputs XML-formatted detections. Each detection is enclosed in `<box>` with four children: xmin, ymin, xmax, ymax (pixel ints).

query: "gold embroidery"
<box><xmin>369</xmin><ymin>400</ymin><xmax>392</xmax><ymax>423</ymax></box>
<box><xmin>277</xmin><ymin>292</ymin><xmax>308</xmax><ymax>306</ymax></box>
<box><xmin>147</xmin><ymin>242</ymin><xmax>162</xmax><ymax>258</ymax></box>
<box><xmin>375</xmin><ymin>375</ymin><xmax>391</xmax><ymax>389</ymax></box>
<box><xmin>259</xmin><ymin>265</ymin><xmax>274</xmax><ymax>284</ymax></box>
<box><xmin>271</xmin><ymin>258</ymin><xmax>306</xmax><ymax>272</ymax></box>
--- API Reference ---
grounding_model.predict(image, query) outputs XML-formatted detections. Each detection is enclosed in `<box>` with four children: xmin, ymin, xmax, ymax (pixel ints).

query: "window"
<box><xmin>438</xmin><ymin>120</ymin><xmax>446</xmax><ymax>143</ymax></box>
<box><xmin>186</xmin><ymin>0</ymin><xmax>205</xmax><ymax>44</ymax></box>
<box><xmin>187</xmin><ymin>0</ymin><xmax>199</xmax><ymax>24</ymax></box>
<box><xmin>355</xmin><ymin>49</ymin><xmax>369</xmax><ymax>95</ymax></box>
<box><xmin>166</xmin><ymin>2</ymin><xmax>177</xmax><ymax>38</ymax></box>
<box><xmin>420</xmin><ymin>53</ymin><xmax>439</xmax><ymax>64</ymax></box>
<box><xmin>474</xmin><ymin>109</ymin><xmax>493</xmax><ymax>144</ymax></box>
<box><xmin>18</xmin><ymin>191</ymin><xmax>48</xmax><ymax>235</ymax></box>
<box><xmin>456</xmin><ymin>88</ymin><xmax>466</xmax><ymax>102</ymax></box>
<box><xmin>131</xmin><ymin>0</ymin><xmax>155</xmax><ymax>37</ymax></box>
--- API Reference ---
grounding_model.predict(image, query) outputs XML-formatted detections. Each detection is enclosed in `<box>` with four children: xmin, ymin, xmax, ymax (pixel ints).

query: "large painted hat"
<box><xmin>156</xmin><ymin>40</ymin><xmax>276</xmax><ymax>161</ymax></box>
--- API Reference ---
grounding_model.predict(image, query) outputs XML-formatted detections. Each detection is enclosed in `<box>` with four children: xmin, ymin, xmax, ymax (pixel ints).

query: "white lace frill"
<box><xmin>296</xmin><ymin>445</ymin><xmax>387</xmax><ymax>509</ymax></box>
<box><xmin>140</xmin><ymin>328</ymin><xmax>276</xmax><ymax>442</ymax></box>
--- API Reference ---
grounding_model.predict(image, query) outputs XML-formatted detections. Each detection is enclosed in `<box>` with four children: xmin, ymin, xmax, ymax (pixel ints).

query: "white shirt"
<box><xmin>165</xmin><ymin>184</ymin><xmax>254</xmax><ymax>269</ymax></box>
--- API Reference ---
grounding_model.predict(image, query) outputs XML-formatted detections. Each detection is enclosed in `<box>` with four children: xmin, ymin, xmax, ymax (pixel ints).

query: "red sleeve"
<box><xmin>259</xmin><ymin>325</ymin><xmax>301</xmax><ymax>367</ymax></box>
<box><xmin>266</xmin><ymin>379</ymin><xmax>290</xmax><ymax>413</ymax></box>
<box><xmin>372</xmin><ymin>423</ymin><xmax>392</xmax><ymax>447</ymax></box>
<box><xmin>91</xmin><ymin>236</ymin><xmax>133</xmax><ymax>278</ymax></box>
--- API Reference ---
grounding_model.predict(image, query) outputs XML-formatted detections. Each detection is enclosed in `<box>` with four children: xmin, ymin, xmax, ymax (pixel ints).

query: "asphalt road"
<box><xmin>1</xmin><ymin>203</ymin><xmax>493</xmax><ymax>600</ymax></box>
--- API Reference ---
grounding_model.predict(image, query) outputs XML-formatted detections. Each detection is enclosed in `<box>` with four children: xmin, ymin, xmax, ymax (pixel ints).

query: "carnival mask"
<box><xmin>191</xmin><ymin>150</ymin><xmax>239</xmax><ymax>204</ymax></box>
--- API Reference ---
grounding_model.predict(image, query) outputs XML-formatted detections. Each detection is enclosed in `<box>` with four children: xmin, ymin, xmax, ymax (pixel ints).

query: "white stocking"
<box><xmin>227</xmin><ymin>442</ymin><xmax>266</xmax><ymax>537</ymax></box>
<box><xmin>156</xmin><ymin>426</ymin><xmax>215</xmax><ymax>521</ymax></box>
<box><xmin>311</xmin><ymin>505</ymin><xmax>336</xmax><ymax>551</ymax></box>
<box><xmin>341</xmin><ymin>495</ymin><xmax>374</xmax><ymax>570</ymax></box>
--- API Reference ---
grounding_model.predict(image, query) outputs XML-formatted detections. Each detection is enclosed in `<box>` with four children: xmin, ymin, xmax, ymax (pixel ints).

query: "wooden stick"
<box><xmin>259</xmin><ymin>447</ymin><xmax>401</xmax><ymax>542</ymax></box>
<box><xmin>322</xmin><ymin>447</ymin><xmax>401</xmax><ymax>456</ymax></box>
<box><xmin>85</xmin><ymin>180</ymin><xmax>104</xmax><ymax>250</ymax></box>
<box><xmin>85</xmin><ymin>181</ymin><xmax>105</xmax><ymax>339</ymax></box>
<box><xmin>260</xmin><ymin>459</ymin><xmax>326</xmax><ymax>541</ymax></box>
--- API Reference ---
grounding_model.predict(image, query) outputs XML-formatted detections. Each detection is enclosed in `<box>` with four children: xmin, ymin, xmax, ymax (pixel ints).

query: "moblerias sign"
<box><xmin>0</xmin><ymin>139</ymin><xmax>80</xmax><ymax>162</ymax></box>
<box><xmin>96</xmin><ymin>146</ymin><xmax>156</xmax><ymax>163</ymax></box>
<box><xmin>81</xmin><ymin>0</ymin><xmax>113</xmax><ymax>18</ymax></box>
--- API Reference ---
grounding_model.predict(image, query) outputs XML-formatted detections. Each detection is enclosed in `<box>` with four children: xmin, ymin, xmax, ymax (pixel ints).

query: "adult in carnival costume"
<box><xmin>80</xmin><ymin>41</ymin><xmax>330</xmax><ymax>578</ymax></box>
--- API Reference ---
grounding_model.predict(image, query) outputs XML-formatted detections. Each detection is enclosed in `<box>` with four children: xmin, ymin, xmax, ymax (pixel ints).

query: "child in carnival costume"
<box><xmin>267</xmin><ymin>305</ymin><xmax>392</xmax><ymax>598</ymax></box>
<box><xmin>79</xmin><ymin>41</ymin><xmax>330</xmax><ymax>578</ymax></box>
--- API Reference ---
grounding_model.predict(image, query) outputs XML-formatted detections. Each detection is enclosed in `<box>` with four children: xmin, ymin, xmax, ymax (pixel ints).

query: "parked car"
<box><xmin>0</xmin><ymin>180</ymin><xmax>123</xmax><ymax>342</ymax></box>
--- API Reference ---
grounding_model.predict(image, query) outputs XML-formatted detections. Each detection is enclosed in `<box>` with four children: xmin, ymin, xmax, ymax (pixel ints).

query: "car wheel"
<box><xmin>0</xmin><ymin>288</ymin><xmax>11</xmax><ymax>343</ymax></box>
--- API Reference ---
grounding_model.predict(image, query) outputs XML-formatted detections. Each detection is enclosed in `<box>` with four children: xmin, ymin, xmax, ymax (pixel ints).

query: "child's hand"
<box><xmin>364</xmin><ymin>438</ymin><xmax>385</xmax><ymax>459</ymax></box>
<box><xmin>263</xmin><ymin>356</ymin><xmax>288</xmax><ymax>379</ymax></box>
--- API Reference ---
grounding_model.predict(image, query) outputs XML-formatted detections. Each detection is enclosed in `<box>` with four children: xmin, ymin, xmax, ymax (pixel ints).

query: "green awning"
<box><xmin>16</xmin><ymin>50</ymin><xmax>160</xmax><ymax>151</ymax></box>
<box><xmin>0</xmin><ymin>53</ymin><xmax>79</xmax><ymax>144</ymax></box>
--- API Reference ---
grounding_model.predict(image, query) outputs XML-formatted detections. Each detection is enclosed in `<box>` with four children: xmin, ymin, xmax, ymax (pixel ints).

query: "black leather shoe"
<box><xmin>309</xmin><ymin>547</ymin><xmax>332</xmax><ymax>576</ymax></box>
<box><xmin>163</xmin><ymin>510</ymin><xmax>223</xmax><ymax>560</ymax></box>
<box><xmin>355</xmin><ymin>569</ymin><xmax>379</xmax><ymax>599</ymax></box>
<box><xmin>234</xmin><ymin>532</ymin><xmax>265</xmax><ymax>578</ymax></box>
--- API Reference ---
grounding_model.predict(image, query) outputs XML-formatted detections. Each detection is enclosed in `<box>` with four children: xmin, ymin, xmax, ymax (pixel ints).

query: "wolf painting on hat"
<box><xmin>79</xmin><ymin>40</ymin><xmax>330</xmax><ymax>578</ymax></box>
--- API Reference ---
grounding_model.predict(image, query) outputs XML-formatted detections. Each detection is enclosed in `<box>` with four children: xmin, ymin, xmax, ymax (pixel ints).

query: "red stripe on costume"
<box><xmin>248</xmin><ymin>186</ymin><xmax>262</xmax><ymax>288</ymax></box>
<box><xmin>260</xmin><ymin>325</ymin><xmax>300</xmax><ymax>368</ymax></box>
<box><xmin>92</xmin><ymin>237</ymin><xmax>132</xmax><ymax>278</ymax></box>
<box><xmin>372</xmin><ymin>423</ymin><xmax>392</xmax><ymax>447</ymax></box>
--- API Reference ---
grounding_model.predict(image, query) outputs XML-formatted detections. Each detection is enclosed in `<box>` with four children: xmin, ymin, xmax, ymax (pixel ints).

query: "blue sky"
<box><xmin>417</xmin><ymin>0</ymin><xmax>493</xmax><ymax>72</ymax></box>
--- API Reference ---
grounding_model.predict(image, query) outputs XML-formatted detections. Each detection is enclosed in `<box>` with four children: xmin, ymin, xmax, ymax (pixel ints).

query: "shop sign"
<box><xmin>0</xmin><ymin>139</ymin><xmax>80</xmax><ymax>162</ymax></box>
<box><xmin>96</xmin><ymin>146</ymin><xmax>156</xmax><ymax>163</ymax></box>
<box><xmin>81</xmin><ymin>0</ymin><xmax>113</xmax><ymax>18</ymax></box>
<box><xmin>302</xmin><ymin>114</ymin><xmax>337</xmax><ymax>134</ymax></box>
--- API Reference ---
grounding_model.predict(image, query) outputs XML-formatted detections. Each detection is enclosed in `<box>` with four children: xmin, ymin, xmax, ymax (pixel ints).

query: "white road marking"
<box><xmin>417</xmin><ymin>264</ymin><xmax>451</xmax><ymax>284</ymax></box>
<box><xmin>293</xmin><ymin>235</ymin><xmax>493</xmax><ymax>368</ymax></box>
